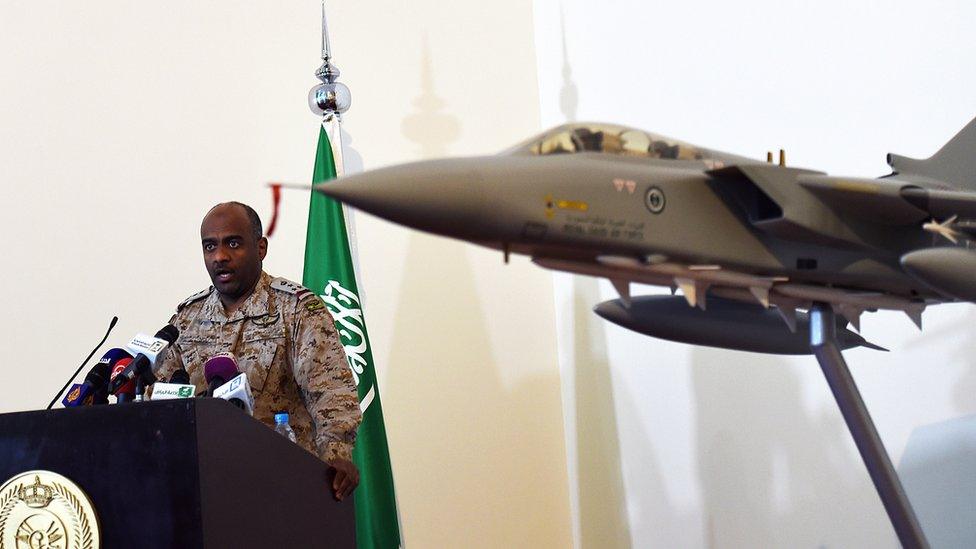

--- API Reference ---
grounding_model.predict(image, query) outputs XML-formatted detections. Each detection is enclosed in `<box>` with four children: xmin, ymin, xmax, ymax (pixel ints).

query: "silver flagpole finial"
<box><xmin>320</xmin><ymin>1</ymin><xmax>331</xmax><ymax>61</ymax></box>
<box><xmin>309</xmin><ymin>0</ymin><xmax>351</xmax><ymax>118</ymax></box>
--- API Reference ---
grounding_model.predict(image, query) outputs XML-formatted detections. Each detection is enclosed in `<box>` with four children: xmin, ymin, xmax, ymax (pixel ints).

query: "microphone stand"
<box><xmin>46</xmin><ymin>316</ymin><xmax>118</xmax><ymax>410</ymax></box>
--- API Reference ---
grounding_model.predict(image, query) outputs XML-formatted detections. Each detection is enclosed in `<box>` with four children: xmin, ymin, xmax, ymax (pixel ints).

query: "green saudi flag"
<box><xmin>303</xmin><ymin>124</ymin><xmax>401</xmax><ymax>549</ymax></box>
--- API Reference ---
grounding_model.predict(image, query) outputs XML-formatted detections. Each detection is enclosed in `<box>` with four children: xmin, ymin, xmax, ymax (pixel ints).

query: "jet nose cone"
<box><xmin>316</xmin><ymin>158</ymin><xmax>489</xmax><ymax>238</ymax></box>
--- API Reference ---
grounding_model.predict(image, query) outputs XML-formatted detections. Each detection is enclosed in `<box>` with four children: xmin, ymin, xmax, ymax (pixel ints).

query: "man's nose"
<box><xmin>213</xmin><ymin>245</ymin><xmax>231</xmax><ymax>262</ymax></box>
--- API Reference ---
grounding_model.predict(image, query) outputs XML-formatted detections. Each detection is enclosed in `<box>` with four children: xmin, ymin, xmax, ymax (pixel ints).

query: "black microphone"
<box><xmin>110</xmin><ymin>358</ymin><xmax>136</xmax><ymax>403</ymax></box>
<box><xmin>62</xmin><ymin>348</ymin><xmax>132</xmax><ymax>408</ymax></box>
<box><xmin>108</xmin><ymin>324</ymin><xmax>180</xmax><ymax>395</ymax></box>
<box><xmin>47</xmin><ymin>316</ymin><xmax>119</xmax><ymax>410</ymax></box>
<box><xmin>60</xmin><ymin>364</ymin><xmax>110</xmax><ymax>408</ymax></box>
<box><xmin>169</xmin><ymin>368</ymin><xmax>191</xmax><ymax>384</ymax></box>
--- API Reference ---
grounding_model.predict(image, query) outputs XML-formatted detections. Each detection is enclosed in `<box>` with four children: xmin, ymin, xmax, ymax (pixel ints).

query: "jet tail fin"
<box><xmin>887</xmin><ymin>116</ymin><xmax>976</xmax><ymax>190</ymax></box>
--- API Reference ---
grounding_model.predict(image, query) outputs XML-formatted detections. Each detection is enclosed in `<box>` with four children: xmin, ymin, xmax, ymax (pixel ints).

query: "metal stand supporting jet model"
<box><xmin>316</xmin><ymin>119</ymin><xmax>976</xmax><ymax>548</ymax></box>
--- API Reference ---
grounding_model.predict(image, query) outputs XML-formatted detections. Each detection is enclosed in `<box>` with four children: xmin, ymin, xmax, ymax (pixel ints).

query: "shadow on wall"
<box><xmin>558</xmin><ymin>20</ymin><xmax>634</xmax><ymax>547</ymax></box>
<box><xmin>691</xmin><ymin>346</ymin><xmax>895</xmax><ymax>548</ymax></box>
<box><xmin>573</xmin><ymin>279</ymin><xmax>711</xmax><ymax>547</ymax></box>
<box><xmin>384</xmin><ymin>39</ymin><xmax>568</xmax><ymax>547</ymax></box>
<box><xmin>571</xmin><ymin>278</ymin><xmax>632</xmax><ymax>548</ymax></box>
<box><xmin>400</xmin><ymin>35</ymin><xmax>460</xmax><ymax>158</ymax></box>
<box><xmin>558</xmin><ymin>20</ymin><xmax>679</xmax><ymax>548</ymax></box>
<box><xmin>340</xmin><ymin>126</ymin><xmax>364</xmax><ymax>174</ymax></box>
<box><xmin>559</xmin><ymin>3</ymin><xmax>578</xmax><ymax>123</ymax></box>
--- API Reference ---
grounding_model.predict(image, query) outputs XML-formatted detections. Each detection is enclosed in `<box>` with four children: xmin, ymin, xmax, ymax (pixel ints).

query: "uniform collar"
<box><xmin>200</xmin><ymin>272</ymin><xmax>273</xmax><ymax>322</ymax></box>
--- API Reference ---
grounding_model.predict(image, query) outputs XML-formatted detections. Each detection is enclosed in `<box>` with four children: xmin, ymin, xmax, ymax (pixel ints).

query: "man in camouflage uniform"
<box><xmin>154</xmin><ymin>202</ymin><xmax>362</xmax><ymax>500</ymax></box>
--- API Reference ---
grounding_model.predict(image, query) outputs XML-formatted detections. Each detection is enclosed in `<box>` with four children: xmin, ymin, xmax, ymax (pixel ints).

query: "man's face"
<box><xmin>200</xmin><ymin>204</ymin><xmax>267</xmax><ymax>302</ymax></box>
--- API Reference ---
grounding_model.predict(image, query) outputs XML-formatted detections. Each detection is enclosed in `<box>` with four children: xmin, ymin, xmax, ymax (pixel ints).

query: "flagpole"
<box><xmin>306</xmin><ymin>5</ymin><xmax>404</xmax><ymax>547</ymax></box>
<box><xmin>308</xmin><ymin>1</ymin><xmax>363</xmax><ymax>299</ymax></box>
<box><xmin>309</xmin><ymin>1</ymin><xmax>348</xmax><ymax>168</ymax></box>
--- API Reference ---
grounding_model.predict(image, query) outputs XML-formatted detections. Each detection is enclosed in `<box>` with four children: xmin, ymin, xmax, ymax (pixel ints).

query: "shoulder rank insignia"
<box><xmin>271</xmin><ymin>277</ymin><xmax>316</xmax><ymax>301</ymax></box>
<box><xmin>305</xmin><ymin>298</ymin><xmax>326</xmax><ymax>312</ymax></box>
<box><xmin>177</xmin><ymin>287</ymin><xmax>212</xmax><ymax>312</ymax></box>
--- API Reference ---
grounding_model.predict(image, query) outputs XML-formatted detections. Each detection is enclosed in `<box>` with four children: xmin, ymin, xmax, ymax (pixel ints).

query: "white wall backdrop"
<box><xmin>6</xmin><ymin>1</ymin><xmax>976</xmax><ymax>547</ymax></box>
<box><xmin>0</xmin><ymin>2</ymin><xmax>572</xmax><ymax>547</ymax></box>
<box><xmin>533</xmin><ymin>0</ymin><xmax>976</xmax><ymax>547</ymax></box>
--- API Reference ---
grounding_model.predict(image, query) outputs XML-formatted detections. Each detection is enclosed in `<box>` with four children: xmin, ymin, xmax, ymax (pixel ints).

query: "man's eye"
<box><xmin>204</xmin><ymin>244</ymin><xmax>215</xmax><ymax>251</ymax></box>
<box><xmin>229</xmin><ymin>241</ymin><xmax>240</xmax><ymax>248</ymax></box>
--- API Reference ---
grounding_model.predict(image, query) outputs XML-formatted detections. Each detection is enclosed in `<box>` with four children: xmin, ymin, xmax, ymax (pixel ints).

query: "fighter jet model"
<box><xmin>315</xmin><ymin>119</ymin><xmax>976</xmax><ymax>547</ymax></box>
<box><xmin>316</xmin><ymin>119</ymin><xmax>976</xmax><ymax>354</ymax></box>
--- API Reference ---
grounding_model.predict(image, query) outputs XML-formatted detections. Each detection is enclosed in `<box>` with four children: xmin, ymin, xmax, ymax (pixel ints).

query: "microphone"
<box><xmin>62</xmin><ymin>348</ymin><xmax>132</xmax><ymax>408</ymax></box>
<box><xmin>169</xmin><ymin>369</ymin><xmax>190</xmax><ymax>384</ymax></box>
<box><xmin>111</xmin><ymin>358</ymin><xmax>136</xmax><ymax>403</ymax></box>
<box><xmin>108</xmin><ymin>324</ymin><xmax>179</xmax><ymax>395</ymax></box>
<box><xmin>46</xmin><ymin>316</ymin><xmax>119</xmax><ymax>409</ymax></box>
<box><xmin>213</xmin><ymin>373</ymin><xmax>254</xmax><ymax>415</ymax></box>
<box><xmin>203</xmin><ymin>353</ymin><xmax>239</xmax><ymax>396</ymax></box>
<box><xmin>62</xmin><ymin>383</ymin><xmax>96</xmax><ymax>407</ymax></box>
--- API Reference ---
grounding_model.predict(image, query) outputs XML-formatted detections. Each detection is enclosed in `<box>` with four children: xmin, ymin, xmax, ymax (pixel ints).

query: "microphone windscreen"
<box><xmin>85</xmin><ymin>362</ymin><xmax>112</xmax><ymax>387</ymax></box>
<box><xmin>154</xmin><ymin>324</ymin><xmax>180</xmax><ymax>344</ymax></box>
<box><xmin>97</xmin><ymin>348</ymin><xmax>133</xmax><ymax>366</ymax></box>
<box><xmin>111</xmin><ymin>358</ymin><xmax>136</xmax><ymax>396</ymax></box>
<box><xmin>169</xmin><ymin>368</ymin><xmax>190</xmax><ymax>385</ymax></box>
<box><xmin>204</xmin><ymin>353</ymin><xmax>239</xmax><ymax>385</ymax></box>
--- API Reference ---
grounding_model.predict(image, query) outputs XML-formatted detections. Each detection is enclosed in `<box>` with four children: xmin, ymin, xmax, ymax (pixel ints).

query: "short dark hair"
<box><xmin>206</xmin><ymin>201</ymin><xmax>263</xmax><ymax>241</ymax></box>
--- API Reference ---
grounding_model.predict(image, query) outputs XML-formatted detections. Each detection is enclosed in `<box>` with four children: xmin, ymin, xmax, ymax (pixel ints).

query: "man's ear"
<box><xmin>258</xmin><ymin>236</ymin><xmax>269</xmax><ymax>260</ymax></box>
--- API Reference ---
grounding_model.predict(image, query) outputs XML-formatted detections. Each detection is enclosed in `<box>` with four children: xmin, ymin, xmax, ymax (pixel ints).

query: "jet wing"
<box><xmin>801</xmin><ymin>179</ymin><xmax>976</xmax><ymax>224</ymax></box>
<box><xmin>532</xmin><ymin>255</ymin><xmax>927</xmax><ymax>332</ymax></box>
<box><xmin>706</xmin><ymin>164</ymin><xmax>927</xmax><ymax>226</ymax></box>
<box><xmin>798</xmin><ymin>177</ymin><xmax>929</xmax><ymax>225</ymax></box>
<box><xmin>899</xmin><ymin>187</ymin><xmax>976</xmax><ymax>219</ymax></box>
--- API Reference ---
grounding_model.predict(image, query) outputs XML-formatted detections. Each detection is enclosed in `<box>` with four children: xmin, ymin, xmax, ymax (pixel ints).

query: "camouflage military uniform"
<box><xmin>154</xmin><ymin>272</ymin><xmax>361</xmax><ymax>462</ymax></box>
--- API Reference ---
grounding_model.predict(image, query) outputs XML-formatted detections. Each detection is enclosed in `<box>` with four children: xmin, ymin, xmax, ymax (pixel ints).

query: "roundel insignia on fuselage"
<box><xmin>645</xmin><ymin>187</ymin><xmax>666</xmax><ymax>214</ymax></box>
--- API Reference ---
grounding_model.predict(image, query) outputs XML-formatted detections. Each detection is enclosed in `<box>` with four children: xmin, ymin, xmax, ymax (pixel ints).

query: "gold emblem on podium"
<box><xmin>0</xmin><ymin>471</ymin><xmax>100</xmax><ymax>549</ymax></box>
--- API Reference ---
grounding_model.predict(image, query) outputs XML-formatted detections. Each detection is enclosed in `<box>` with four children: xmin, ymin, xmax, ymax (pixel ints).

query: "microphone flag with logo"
<box><xmin>303</xmin><ymin>120</ymin><xmax>399</xmax><ymax>549</ymax></box>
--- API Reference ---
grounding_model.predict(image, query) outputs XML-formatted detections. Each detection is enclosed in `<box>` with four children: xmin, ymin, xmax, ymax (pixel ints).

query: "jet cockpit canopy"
<box><xmin>506</xmin><ymin>123</ymin><xmax>707</xmax><ymax>160</ymax></box>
